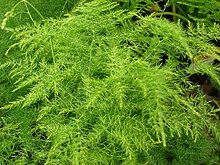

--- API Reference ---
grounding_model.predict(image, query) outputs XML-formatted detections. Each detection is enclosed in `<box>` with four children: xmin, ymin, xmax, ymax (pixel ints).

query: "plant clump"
<box><xmin>0</xmin><ymin>0</ymin><xmax>220</xmax><ymax>164</ymax></box>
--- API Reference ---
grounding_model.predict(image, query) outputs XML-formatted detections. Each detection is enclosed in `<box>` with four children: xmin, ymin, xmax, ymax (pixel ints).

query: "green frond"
<box><xmin>0</xmin><ymin>0</ymin><xmax>220</xmax><ymax>164</ymax></box>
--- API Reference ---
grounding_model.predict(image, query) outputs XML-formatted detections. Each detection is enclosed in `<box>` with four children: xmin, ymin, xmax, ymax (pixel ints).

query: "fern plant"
<box><xmin>0</xmin><ymin>0</ymin><xmax>220</xmax><ymax>164</ymax></box>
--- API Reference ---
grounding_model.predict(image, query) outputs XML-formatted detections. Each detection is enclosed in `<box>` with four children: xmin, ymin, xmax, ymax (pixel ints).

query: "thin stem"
<box><xmin>59</xmin><ymin>0</ymin><xmax>69</xmax><ymax>18</ymax></box>
<box><xmin>172</xmin><ymin>3</ymin><xmax>177</xmax><ymax>22</ymax></box>
<box><xmin>151</xmin><ymin>12</ymin><xmax>189</xmax><ymax>22</ymax></box>
<box><xmin>49</xmin><ymin>36</ymin><xmax>56</xmax><ymax>65</ymax></box>
<box><xmin>24</xmin><ymin>2</ymin><xmax>36</xmax><ymax>27</ymax></box>
<box><xmin>22</xmin><ymin>0</ymin><xmax>45</xmax><ymax>20</ymax></box>
<box><xmin>160</xmin><ymin>0</ymin><xmax>170</xmax><ymax>19</ymax></box>
<box><xmin>88</xmin><ymin>30</ymin><xmax>95</xmax><ymax>76</ymax></box>
<box><xmin>12</xmin><ymin>0</ymin><xmax>24</xmax><ymax>9</ymax></box>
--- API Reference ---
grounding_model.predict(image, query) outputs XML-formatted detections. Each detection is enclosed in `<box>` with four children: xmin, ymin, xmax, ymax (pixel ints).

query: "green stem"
<box><xmin>172</xmin><ymin>4</ymin><xmax>177</xmax><ymax>22</ymax></box>
<box><xmin>49</xmin><ymin>36</ymin><xmax>56</xmax><ymax>65</ymax></box>
<box><xmin>22</xmin><ymin>0</ymin><xmax>45</xmax><ymax>20</ymax></box>
<box><xmin>151</xmin><ymin>12</ymin><xmax>189</xmax><ymax>22</ymax></box>
<box><xmin>24</xmin><ymin>2</ymin><xmax>36</xmax><ymax>27</ymax></box>
<box><xmin>160</xmin><ymin>0</ymin><xmax>170</xmax><ymax>19</ymax></box>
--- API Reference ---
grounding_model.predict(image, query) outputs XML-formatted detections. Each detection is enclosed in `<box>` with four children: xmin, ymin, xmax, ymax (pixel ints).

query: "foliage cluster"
<box><xmin>0</xmin><ymin>0</ymin><xmax>220</xmax><ymax>164</ymax></box>
<box><xmin>0</xmin><ymin>0</ymin><xmax>79</xmax><ymax>56</ymax></box>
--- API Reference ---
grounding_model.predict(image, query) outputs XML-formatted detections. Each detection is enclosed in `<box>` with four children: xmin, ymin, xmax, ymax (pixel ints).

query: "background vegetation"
<box><xmin>0</xmin><ymin>0</ymin><xmax>220</xmax><ymax>164</ymax></box>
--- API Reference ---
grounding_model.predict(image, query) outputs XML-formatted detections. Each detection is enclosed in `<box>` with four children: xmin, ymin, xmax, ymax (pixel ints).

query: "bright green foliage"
<box><xmin>0</xmin><ymin>0</ymin><xmax>80</xmax><ymax>69</ymax></box>
<box><xmin>0</xmin><ymin>0</ymin><xmax>83</xmax><ymax>105</ymax></box>
<box><xmin>0</xmin><ymin>0</ymin><xmax>79</xmax><ymax>26</ymax></box>
<box><xmin>0</xmin><ymin>0</ymin><xmax>220</xmax><ymax>164</ymax></box>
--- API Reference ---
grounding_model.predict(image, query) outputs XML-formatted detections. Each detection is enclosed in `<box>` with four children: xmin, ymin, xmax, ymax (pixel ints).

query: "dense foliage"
<box><xmin>0</xmin><ymin>0</ymin><xmax>220</xmax><ymax>164</ymax></box>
